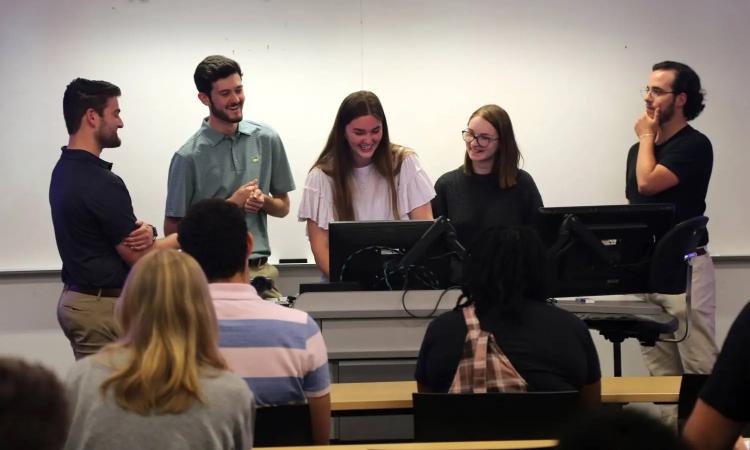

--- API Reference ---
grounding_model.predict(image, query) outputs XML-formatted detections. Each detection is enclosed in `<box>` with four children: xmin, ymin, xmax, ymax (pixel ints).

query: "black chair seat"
<box><xmin>254</xmin><ymin>403</ymin><xmax>313</xmax><ymax>447</ymax></box>
<box><xmin>413</xmin><ymin>391</ymin><xmax>581</xmax><ymax>442</ymax></box>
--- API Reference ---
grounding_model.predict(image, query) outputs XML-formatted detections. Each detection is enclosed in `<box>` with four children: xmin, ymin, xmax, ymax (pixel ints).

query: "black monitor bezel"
<box><xmin>536</xmin><ymin>203</ymin><xmax>675</xmax><ymax>297</ymax></box>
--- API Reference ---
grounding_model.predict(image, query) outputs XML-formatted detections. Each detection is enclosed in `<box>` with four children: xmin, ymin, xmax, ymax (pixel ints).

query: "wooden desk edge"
<box><xmin>332</xmin><ymin>399</ymin><xmax>414</xmax><ymax>411</ymax></box>
<box><xmin>331</xmin><ymin>376</ymin><xmax>682</xmax><ymax>410</ymax></box>
<box><xmin>257</xmin><ymin>439</ymin><xmax>558</xmax><ymax>450</ymax></box>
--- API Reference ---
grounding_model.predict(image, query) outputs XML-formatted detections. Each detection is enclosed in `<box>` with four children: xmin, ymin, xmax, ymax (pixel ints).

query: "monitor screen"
<box><xmin>328</xmin><ymin>219</ymin><xmax>457</xmax><ymax>290</ymax></box>
<box><xmin>536</xmin><ymin>204</ymin><xmax>675</xmax><ymax>297</ymax></box>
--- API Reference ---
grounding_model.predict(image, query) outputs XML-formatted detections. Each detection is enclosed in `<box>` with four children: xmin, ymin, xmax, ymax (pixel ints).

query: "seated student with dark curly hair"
<box><xmin>415</xmin><ymin>226</ymin><xmax>601</xmax><ymax>406</ymax></box>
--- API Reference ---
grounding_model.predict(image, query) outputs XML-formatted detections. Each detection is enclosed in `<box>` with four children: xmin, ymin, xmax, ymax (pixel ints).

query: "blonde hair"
<box><xmin>99</xmin><ymin>249</ymin><xmax>227</xmax><ymax>415</ymax></box>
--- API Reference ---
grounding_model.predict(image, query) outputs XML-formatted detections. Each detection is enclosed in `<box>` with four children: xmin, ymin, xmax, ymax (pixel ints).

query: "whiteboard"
<box><xmin>1</xmin><ymin>0</ymin><xmax>748</xmax><ymax>271</ymax></box>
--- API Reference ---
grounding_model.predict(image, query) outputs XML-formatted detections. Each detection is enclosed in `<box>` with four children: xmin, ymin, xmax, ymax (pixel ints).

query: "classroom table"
<box><xmin>329</xmin><ymin>376</ymin><xmax>682</xmax><ymax>415</ymax></box>
<box><xmin>256</xmin><ymin>440</ymin><xmax>557</xmax><ymax>450</ymax></box>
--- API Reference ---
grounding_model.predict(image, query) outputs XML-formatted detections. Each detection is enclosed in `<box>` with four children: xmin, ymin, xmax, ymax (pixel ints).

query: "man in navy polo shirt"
<box><xmin>49</xmin><ymin>78</ymin><xmax>180</xmax><ymax>359</ymax></box>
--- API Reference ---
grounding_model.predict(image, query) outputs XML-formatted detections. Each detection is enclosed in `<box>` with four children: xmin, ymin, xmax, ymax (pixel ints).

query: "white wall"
<box><xmin>1</xmin><ymin>0</ymin><xmax>749</xmax><ymax>272</ymax></box>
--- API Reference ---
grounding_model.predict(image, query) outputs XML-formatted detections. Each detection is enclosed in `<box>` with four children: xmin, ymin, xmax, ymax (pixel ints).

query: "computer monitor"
<box><xmin>328</xmin><ymin>218</ymin><xmax>463</xmax><ymax>290</ymax></box>
<box><xmin>536</xmin><ymin>204</ymin><xmax>675</xmax><ymax>297</ymax></box>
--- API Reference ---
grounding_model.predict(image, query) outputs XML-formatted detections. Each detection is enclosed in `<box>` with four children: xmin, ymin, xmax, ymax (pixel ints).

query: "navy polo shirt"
<box><xmin>49</xmin><ymin>147</ymin><xmax>137</xmax><ymax>288</ymax></box>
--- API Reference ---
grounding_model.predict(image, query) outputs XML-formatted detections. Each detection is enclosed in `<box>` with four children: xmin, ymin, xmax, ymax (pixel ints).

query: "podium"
<box><xmin>295</xmin><ymin>288</ymin><xmax>676</xmax><ymax>377</ymax></box>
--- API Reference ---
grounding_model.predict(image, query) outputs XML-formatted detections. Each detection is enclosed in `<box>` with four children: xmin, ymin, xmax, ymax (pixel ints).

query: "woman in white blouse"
<box><xmin>298</xmin><ymin>91</ymin><xmax>435</xmax><ymax>279</ymax></box>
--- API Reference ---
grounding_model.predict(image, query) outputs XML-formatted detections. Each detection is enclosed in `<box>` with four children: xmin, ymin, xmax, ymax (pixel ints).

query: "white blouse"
<box><xmin>298</xmin><ymin>153</ymin><xmax>436</xmax><ymax>229</ymax></box>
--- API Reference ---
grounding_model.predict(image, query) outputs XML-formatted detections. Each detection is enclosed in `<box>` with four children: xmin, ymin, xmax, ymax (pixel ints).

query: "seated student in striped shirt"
<box><xmin>178</xmin><ymin>199</ymin><xmax>331</xmax><ymax>445</ymax></box>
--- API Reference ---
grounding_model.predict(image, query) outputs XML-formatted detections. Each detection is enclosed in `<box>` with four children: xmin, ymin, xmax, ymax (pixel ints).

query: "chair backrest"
<box><xmin>253</xmin><ymin>403</ymin><xmax>313</xmax><ymax>447</ymax></box>
<box><xmin>677</xmin><ymin>373</ymin><xmax>710</xmax><ymax>434</ymax></box>
<box><xmin>412</xmin><ymin>391</ymin><xmax>581</xmax><ymax>442</ymax></box>
<box><xmin>649</xmin><ymin>216</ymin><xmax>708</xmax><ymax>294</ymax></box>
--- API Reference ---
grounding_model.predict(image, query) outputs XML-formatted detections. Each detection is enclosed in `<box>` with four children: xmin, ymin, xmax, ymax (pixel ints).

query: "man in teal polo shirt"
<box><xmin>165</xmin><ymin>55</ymin><xmax>295</xmax><ymax>298</ymax></box>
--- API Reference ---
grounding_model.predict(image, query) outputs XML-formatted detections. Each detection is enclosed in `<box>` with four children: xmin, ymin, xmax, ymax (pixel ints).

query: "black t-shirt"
<box><xmin>625</xmin><ymin>125</ymin><xmax>713</xmax><ymax>240</ymax></box>
<box><xmin>700</xmin><ymin>302</ymin><xmax>750</xmax><ymax>422</ymax></box>
<box><xmin>415</xmin><ymin>301</ymin><xmax>601</xmax><ymax>393</ymax></box>
<box><xmin>432</xmin><ymin>168</ymin><xmax>543</xmax><ymax>249</ymax></box>
<box><xmin>49</xmin><ymin>148</ymin><xmax>137</xmax><ymax>288</ymax></box>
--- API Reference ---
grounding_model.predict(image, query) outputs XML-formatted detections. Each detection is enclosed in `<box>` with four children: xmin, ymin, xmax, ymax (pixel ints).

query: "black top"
<box><xmin>626</xmin><ymin>125</ymin><xmax>712</xmax><ymax>242</ymax></box>
<box><xmin>700</xmin><ymin>302</ymin><xmax>750</xmax><ymax>422</ymax></box>
<box><xmin>432</xmin><ymin>168</ymin><xmax>543</xmax><ymax>249</ymax></box>
<box><xmin>49</xmin><ymin>148</ymin><xmax>137</xmax><ymax>288</ymax></box>
<box><xmin>415</xmin><ymin>301</ymin><xmax>601</xmax><ymax>393</ymax></box>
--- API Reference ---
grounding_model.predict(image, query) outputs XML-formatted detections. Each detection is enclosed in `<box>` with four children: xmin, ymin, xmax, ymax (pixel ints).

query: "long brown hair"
<box><xmin>99</xmin><ymin>249</ymin><xmax>227</xmax><ymax>415</ymax></box>
<box><xmin>311</xmin><ymin>91</ymin><xmax>411</xmax><ymax>221</ymax></box>
<box><xmin>463</xmin><ymin>104</ymin><xmax>522</xmax><ymax>188</ymax></box>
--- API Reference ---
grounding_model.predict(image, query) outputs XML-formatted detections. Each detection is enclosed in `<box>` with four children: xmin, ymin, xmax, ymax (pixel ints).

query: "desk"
<box><xmin>601</xmin><ymin>375</ymin><xmax>681</xmax><ymax>403</ymax></box>
<box><xmin>330</xmin><ymin>376</ymin><xmax>682</xmax><ymax>414</ymax></box>
<box><xmin>256</xmin><ymin>441</ymin><xmax>557</xmax><ymax>450</ymax></box>
<box><xmin>295</xmin><ymin>289</ymin><xmax>675</xmax><ymax>361</ymax></box>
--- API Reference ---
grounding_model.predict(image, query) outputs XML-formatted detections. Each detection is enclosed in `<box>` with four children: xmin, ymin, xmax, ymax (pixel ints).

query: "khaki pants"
<box><xmin>250</xmin><ymin>261</ymin><xmax>283</xmax><ymax>299</ymax></box>
<box><xmin>57</xmin><ymin>288</ymin><xmax>121</xmax><ymax>360</ymax></box>
<box><xmin>640</xmin><ymin>252</ymin><xmax>719</xmax><ymax>429</ymax></box>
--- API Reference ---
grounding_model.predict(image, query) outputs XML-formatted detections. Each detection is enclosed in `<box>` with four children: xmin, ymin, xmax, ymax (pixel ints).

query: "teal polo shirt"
<box><xmin>166</xmin><ymin>119</ymin><xmax>295</xmax><ymax>258</ymax></box>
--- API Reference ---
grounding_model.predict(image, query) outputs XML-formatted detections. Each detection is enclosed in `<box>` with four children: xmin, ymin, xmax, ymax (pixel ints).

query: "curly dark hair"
<box><xmin>459</xmin><ymin>226</ymin><xmax>549</xmax><ymax>317</ymax></box>
<box><xmin>653</xmin><ymin>61</ymin><xmax>706</xmax><ymax>120</ymax></box>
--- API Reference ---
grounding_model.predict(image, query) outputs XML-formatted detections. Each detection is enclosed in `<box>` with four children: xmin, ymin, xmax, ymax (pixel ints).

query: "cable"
<box><xmin>338</xmin><ymin>245</ymin><xmax>403</xmax><ymax>283</ymax></box>
<box><xmin>400</xmin><ymin>285</ymin><xmax>462</xmax><ymax>319</ymax></box>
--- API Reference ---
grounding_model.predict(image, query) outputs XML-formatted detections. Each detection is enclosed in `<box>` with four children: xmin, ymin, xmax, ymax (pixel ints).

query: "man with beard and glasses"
<box><xmin>165</xmin><ymin>55</ymin><xmax>294</xmax><ymax>299</ymax></box>
<box><xmin>49</xmin><ymin>78</ymin><xmax>179</xmax><ymax>360</ymax></box>
<box><xmin>625</xmin><ymin>61</ymin><xmax>718</xmax><ymax>429</ymax></box>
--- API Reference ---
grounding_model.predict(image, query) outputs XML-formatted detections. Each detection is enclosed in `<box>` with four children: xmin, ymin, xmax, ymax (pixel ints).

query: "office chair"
<box><xmin>412</xmin><ymin>391</ymin><xmax>581</xmax><ymax>441</ymax></box>
<box><xmin>588</xmin><ymin>216</ymin><xmax>708</xmax><ymax>376</ymax></box>
<box><xmin>253</xmin><ymin>403</ymin><xmax>313</xmax><ymax>447</ymax></box>
<box><xmin>648</xmin><ymin>215</ymin><xmax>709</xmax><ymax>344</ymax></box>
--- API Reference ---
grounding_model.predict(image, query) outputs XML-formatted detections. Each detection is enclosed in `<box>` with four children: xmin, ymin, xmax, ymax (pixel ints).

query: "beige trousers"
<box><xmin>640</xmin><ymin>252</ymin><xmax>719</xmax><ymax>430</ymax></box>
<box><xmin>250</xmin><ymin>261</ymin><xmax>283</xmax><ymax>299</ymax></box>
<box><xmin>57</xmin><ymin>288</ymin><xmax>121</xmax><ymax>360</ymax></box>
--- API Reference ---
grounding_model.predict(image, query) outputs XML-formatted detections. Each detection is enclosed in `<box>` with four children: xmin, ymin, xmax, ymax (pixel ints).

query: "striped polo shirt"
<box><xmin>209</xmin><ymin>283</ymin><xmax>330</xmax><ymax>406</ymax></box>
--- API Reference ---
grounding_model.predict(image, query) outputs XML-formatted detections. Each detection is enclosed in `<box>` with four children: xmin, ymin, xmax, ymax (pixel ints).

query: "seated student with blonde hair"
<box><xmin>63</xmin><ymin>249</ymin><xmax>254</xmax><ymax>450</ymax></box>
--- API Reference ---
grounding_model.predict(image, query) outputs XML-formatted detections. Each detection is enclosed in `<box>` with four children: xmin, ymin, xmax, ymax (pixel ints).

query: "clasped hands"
<box><xmin>229</xmin><ymin>179</ymin><xmax>265</xmax><ymax>214</ymax></box>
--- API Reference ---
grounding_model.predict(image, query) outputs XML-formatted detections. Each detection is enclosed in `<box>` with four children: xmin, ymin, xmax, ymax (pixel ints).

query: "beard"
<box><xmin>96</xmin><ymin>126</ymin><xmax>121</xmax><ymax>148</ymax></box>
<box><xmin>658</xmin><ymin>98</ymin><xmax>676</xmax><ymax>123</ymax></box>
<box><xmin>209</xmin><ymin>98</ymin><xmax>243</xmax><ymax>124</ymax></box>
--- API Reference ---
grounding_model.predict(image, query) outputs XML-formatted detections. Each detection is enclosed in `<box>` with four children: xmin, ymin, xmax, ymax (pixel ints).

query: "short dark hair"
<box><xmin>0</xmin><ymin>357</ymin><xmax>69</xmax><ymax>450</ymax></box>
<box><xmin>62</xmin><ymin>78</ymin><xmax>121</xmax><ymax>135</ymax></box>
<box><xmin>193</xmin><ymin>55</ymin><xmax>243</xmax><ymax>95</ymax></box>
<box><xmin>653</xmin><ymin>61</ymin><xmax>706</xmax><ymax>120</ymax></box>
<box><xmin>459</xmin><ymin>226</ymin><xmax>548</xmax><ymax>317</ymax></box>
<box><xmin>178</xmin><ymin>199</ymin><xmax>248</xmax><ymax>281</ymax></box>
<box><xmin>556</xmin><ymin>408</ymin><xmax>689</xmax><ymax>450</ymax></box>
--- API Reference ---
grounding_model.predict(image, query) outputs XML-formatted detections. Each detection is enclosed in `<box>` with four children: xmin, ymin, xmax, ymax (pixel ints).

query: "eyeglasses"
<box><xmin>462</xmin><ymin>129</ymin><xmax>499</xmax><ymax>147</ymax></box>
<box><xmin>640</xmin><ymin>87</ymin><xmax>675</xmax><ymax>98</ymax></box>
